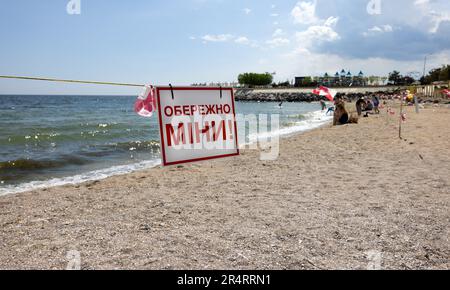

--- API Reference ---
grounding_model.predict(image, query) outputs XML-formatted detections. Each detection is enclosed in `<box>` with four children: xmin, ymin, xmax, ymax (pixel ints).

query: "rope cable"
<box><xmin>0</xmin><ymin>75</ymin><xmax>145</xmax><ymax>87</ymax></box>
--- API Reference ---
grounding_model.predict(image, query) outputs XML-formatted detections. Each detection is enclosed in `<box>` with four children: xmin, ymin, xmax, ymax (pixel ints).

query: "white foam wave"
<box><xmin>247</xmin><ymin>110</ymin><xmax>333</xmax><ymax>144</ymax></box>
<box><xmin>0</xmin><ymin>159</ymin><xmax>161</xmax><ymax>196</ymax></box>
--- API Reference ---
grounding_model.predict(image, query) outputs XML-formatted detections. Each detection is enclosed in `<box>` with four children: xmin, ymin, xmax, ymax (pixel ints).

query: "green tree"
<box><xmin>403</xmin><ymin>76</ymin><xmax>415</xmax><ymax>85</ymax></box>
<box><xmin>388</xmin><ymin>71</ymin><xmax>402</xmax><ymax>85</ymax></box>
<box><xmin>368</xmin><ymin>76</ymin><xmax>378</xmax><ymax>85</ymax></box>
<box><xmin>422</xmin><ymin>65</ymin><xmax>450</xmax><ymax>84</ymax></box>
<box><xmin>439</xmin><ymin>65</ymin><xmax>450</xmax><ymax>81</ymax></box>
<box><xmin>238</xmin><ymin>73</ymin><xmax>273</xmax><ymax>87</ymax></box>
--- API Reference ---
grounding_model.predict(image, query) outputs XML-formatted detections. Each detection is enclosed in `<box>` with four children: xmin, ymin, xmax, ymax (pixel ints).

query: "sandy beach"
<box><xmin>0</xmin><ymin>103</ymin><xmax>449</xmax><ymax>270</ymax></box>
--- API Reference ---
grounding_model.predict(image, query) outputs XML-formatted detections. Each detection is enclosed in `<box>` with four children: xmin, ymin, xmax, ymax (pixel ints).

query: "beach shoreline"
<box><xmin>0</xmin><ymin>107</ymin><xmax>333</xmax><ymax>197</ymax></box>
<box><xmin>0</xmin><ymin>104</ymin><xmax>449</xmax><ymax>270</ymax></box>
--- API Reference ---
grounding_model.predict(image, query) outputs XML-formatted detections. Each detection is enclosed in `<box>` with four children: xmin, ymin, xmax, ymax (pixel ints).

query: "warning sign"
<box><xmin>156</xmin><ymin>87</ymin><xmax>239</xmax><ymax>166</ymax></box>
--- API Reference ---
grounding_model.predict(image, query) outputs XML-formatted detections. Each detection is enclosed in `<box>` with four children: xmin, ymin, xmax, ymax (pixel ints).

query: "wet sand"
<box><xmin>0</xmin><ymin>104</ymin><xmax>449</xmax><ymax>269</ymax></box>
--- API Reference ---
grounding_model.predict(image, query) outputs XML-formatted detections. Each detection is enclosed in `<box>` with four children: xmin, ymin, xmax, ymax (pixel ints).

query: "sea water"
<box><xmin>0</xmin><ymin>95</ymin><xmax>332</xmax><ymax>195</ymax></box>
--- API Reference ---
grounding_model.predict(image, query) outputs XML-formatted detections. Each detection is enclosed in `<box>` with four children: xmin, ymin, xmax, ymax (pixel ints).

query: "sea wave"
<box><xmin>0</xmin><ymin>124</ymin><xmax>152</xmax><ymax>146</ymax></box>
<box><xmin>0</xmin><ymin>156</ymin><xmax>89</xmax><ymax>171</ymax></box>
<box><xmin>100</xmin><ymin>140</ymin><xmax>160</xmax><ymax>152</ymax></box>
<box><xmin>77</xmin><ymin>140</ymin><xmax>160</xmax><ymax>158</ymax></box>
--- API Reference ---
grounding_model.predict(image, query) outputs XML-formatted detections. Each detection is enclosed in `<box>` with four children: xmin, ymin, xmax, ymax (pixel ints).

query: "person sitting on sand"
<box><xmin>356</xmin><ymin>97</ymin><xmax>365</xmax><ymax>116</ymax></box>
<box><xmin>333</xmin><ymin>100</ymin><xmax>358</xmax><ymax>126</ymax></box>
<box><xmin>364</xmin><ymin>100</ymin><xmax>374</xmax><ymax>112</ymax></box>
<box><xmin>361</xmin><ymin>100</ymin><xmax>374</xmax><ymax>118</ymax></box>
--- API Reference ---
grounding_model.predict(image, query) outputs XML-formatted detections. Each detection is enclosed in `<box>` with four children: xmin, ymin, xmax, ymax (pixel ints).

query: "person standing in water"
<box><xmin>320</xmin><ymin>100</ymin><xmax>327</xmax><ymax>111</ymax></box>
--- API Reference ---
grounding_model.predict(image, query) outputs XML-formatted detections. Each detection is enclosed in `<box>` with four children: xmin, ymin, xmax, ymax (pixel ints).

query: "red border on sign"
<box><xmin>156</xmin><ymin>87</ymin><xmax>240</xmax><ymax>166</ymax></box>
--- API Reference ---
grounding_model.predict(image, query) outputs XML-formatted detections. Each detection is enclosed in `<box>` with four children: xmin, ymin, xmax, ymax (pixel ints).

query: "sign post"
<box><xmin>399</xmin><ymin>93</ymin><xmax>404</xmax><ymax>139</ymax></box>
<box><xmin>156</xmin><ymin>87</ymin><xmax>239</xmax><ymax>166</ymax></box>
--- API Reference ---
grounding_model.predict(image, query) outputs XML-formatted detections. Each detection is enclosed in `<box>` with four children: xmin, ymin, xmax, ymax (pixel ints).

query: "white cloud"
<box><xmin>266</xmin><ymin>37</ymin><xmax>291</xmax><ymax>48</ymax></box>
<box><xmin>201</xmin><ymin>34</ymin><xmax>234</xmax><ymax>42</ymax></box>
<box><xmin>382</xmin><ymin>25</ymin><xmax>394</xmax><ymax>32</ymax></box>
<box><xmin>291</xmin><ymin>1</ymin><xmax>339</xmax><ymax>28</ymax></box>
<box><xmin>271</xmin><ymin>4</ymin><xmax>276</xmax><ymax>9</ymax></box>
<box><xmin>289</xmin><ymin>1</ymin><xmax>341</xmax><ymax>57</ymax></box>
<box><xmin>324</xmin><ymin>16</ymin><xmax>339</xmax><ymax>27</ymax></box>
<box><xmin>235</xmin><ymin>36</ymin><xmax>250</xmax><ymax>44</ymax></box>
<box><xmin>369</xmin><ymin>26</ymin><xmax>383</xmax><ymax>33</ymax></box>
<box><xmin>414</xmin><ymin>0</ymin><xmax>430</xmax><ymax>6</ymax></box>
<box><xmin>243</xmin><ymin>8</ymin><xmax>252</xmax><ymax>15</ymax></box>
<box><xmin>291</xmin><ymin>1</ymin><xmax>319</xmax><ymax>25</ymax></box>
<box><xmin>295</xmin><ymin>25</ymin><xmax>340</xmax><ymax>47</ymax></box>
<box><xmin>273</xmin><ymin>21</ymin><xmax>279</xmax><ymax>25</ymax></box>
<box><xmin>270</xmin><ymin>13</ymin><xmax>279</xmax><ymax>17</ymax></box>
<box><xmin>272</xmin><ymin>29</ymin><xmax>284</xmax><ymax>37</ymax></box>
<box><xmin>189</xmin><ymin>36</ymin><xmax>196</xmax><ymax>40</ymax></box>
<box><xmin>236</xmin><ymin>36</ymin><xmax>261</xmax><ymax>48</ymax></box>
<box><xmin>197</xmin><ymin>34</ymin><xmax>259</xmax><ymax>48</ymax></box>
<box><xmin>363</xmin><ymin>24</ymin><xmax>394</xmax><ymax>36</ymax></box>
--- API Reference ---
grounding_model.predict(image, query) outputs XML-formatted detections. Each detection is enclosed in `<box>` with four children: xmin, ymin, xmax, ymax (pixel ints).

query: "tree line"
<box><xmin>387</xmin><ymin>65</ymin><xmax>450</xmax><ymax>85</ymax></box>
<box><xmin>421</xmin><ymin>65</ymin><xmax>450</xmax><ymax>85</ymax></box>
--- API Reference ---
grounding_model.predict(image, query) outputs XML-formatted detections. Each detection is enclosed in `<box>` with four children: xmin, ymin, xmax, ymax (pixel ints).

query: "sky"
<box><xmin>0</xmin><ymin>0</ymin><xmax>449</xmax><ymax>95</ymax></box>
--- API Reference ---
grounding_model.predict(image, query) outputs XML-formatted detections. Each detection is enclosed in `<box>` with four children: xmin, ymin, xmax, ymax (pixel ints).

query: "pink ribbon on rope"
<box><xmin>134</xmin><ymin>85</ymin><xmax>157</xmax><ymax>118</ymax></box>
<box><xmin>401</xmin><ymin>113</ymin><xmax>407</xmax><ymax>122</ymax></box>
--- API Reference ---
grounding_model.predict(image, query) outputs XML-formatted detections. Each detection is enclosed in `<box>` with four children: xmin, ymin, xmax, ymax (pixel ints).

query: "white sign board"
<box><xmin>156</xmin><ymin>87</ymin><xmax>239</xmax><ymax>166</ymax></box>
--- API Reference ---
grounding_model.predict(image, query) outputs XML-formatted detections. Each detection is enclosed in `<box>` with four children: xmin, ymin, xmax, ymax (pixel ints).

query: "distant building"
<box><xmin>354</xmin><ymin>71</ymin><xmax>366</xmax><ymax>86</ymax></box>
<box><xmin>294</xmin><ymin>76</ymin><xmax>309</xmax><ymax>87</ymax></box>
<box><xmin>311</xmin><ymin>69</ymin><xmax>367</xmax><ymax>87</ymax></box>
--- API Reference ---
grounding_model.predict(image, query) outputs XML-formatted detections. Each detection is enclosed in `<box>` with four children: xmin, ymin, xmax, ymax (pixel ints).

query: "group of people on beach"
<box><xmin>320</xmin><ymin>94</ymin><xmax>384</xmax><ymax>126</ymax></box>
<box><xmin>320</xmin><ymin>89</ymin><xmax>426</xmax><ymax>126</ymax></box>
<box><xmin>356</xmin><ymin>95</ymin><xmax>380</xmax><ymax>117</ymax></box>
